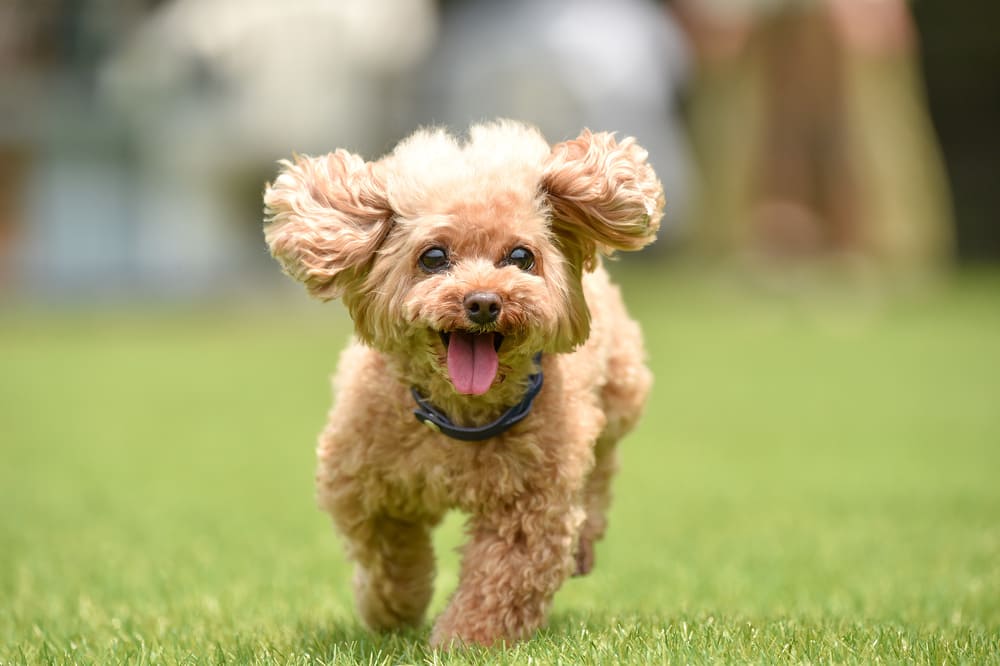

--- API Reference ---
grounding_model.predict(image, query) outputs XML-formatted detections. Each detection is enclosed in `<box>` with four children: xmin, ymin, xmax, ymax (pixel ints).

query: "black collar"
<box><xmin>411</xmin><ymin>354</ymin><xmax>544</xmax><ymax>442</ymax></box>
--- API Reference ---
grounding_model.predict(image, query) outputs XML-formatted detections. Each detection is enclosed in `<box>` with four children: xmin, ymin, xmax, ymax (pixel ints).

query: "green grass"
<box><xmin>2</xmin><ymin>267</ymin><xmax>999</xmax><ymax>664</ymax></box>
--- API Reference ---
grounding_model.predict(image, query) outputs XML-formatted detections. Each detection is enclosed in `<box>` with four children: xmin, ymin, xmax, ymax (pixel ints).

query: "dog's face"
<box><xmin>357</xmin><ymin>182</ymin><xmax>579</xmax><ymax>396</ymax></box>
<box><xmin>264</xmin><ymin>121</ymin><xmax>663</xmax><ymax>395</ymax></box>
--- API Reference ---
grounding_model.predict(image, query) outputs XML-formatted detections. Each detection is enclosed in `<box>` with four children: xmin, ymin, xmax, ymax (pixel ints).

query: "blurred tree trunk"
<box><xmin>680</xmin><ymin>0</ymin><xmax>954</xmax><ymax>273</ymax></box>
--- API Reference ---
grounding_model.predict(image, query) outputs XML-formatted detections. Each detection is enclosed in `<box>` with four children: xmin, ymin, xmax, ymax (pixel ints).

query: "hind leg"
<box><xmin>575</xmin><ymin>435</ymin><xmax>619</xmax><ymax>576</ymax></box>
<box><xmin>575</xmin><ymin>318</ymin><xmax>652</xmax><ymax>576</ymax></box>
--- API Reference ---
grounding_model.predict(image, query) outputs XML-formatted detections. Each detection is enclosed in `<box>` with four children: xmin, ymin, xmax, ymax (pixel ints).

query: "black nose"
<box><xmin>463</xmin><ymin>291</ymin><xmax>502</xmax><ymax>325</ymax></box>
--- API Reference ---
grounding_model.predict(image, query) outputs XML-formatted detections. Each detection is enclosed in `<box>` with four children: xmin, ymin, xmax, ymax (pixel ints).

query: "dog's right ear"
<box><xmin>264</xmin><ymin>151</ymin><xmax>392</xmax><ymax>300</ymax></box>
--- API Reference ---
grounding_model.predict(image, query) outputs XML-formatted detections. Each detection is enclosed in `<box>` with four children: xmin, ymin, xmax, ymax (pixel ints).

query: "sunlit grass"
<box><xmin>2</xmin><ymin>267</ymin><xmax>999</xmax><ymax>664</ymax></box>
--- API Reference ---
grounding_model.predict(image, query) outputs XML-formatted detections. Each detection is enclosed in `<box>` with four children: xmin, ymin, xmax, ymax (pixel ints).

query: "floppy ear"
<box><xmin>542</xmin><ymin>130</ymin><xmax>664</xmax><ymax>271</ymax></box>
<box><xmin>263</xmin><ymin>150</ymin><xmax>392</xmax><ymax>300</ymax></box>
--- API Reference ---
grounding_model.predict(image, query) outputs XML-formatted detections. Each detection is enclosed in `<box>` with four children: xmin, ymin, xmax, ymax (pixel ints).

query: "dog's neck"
<box><xmin>389</xmin><ymin>351</ymin><xmax>543</xmax><ymax>429</ymax></box>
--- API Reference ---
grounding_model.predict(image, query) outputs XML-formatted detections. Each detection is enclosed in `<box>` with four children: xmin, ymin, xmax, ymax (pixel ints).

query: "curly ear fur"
<box><xmin>543</xmin><ymin>130</ymin><xmax>664</xmax><ymax>271</ymax></box>
<box><xmin>264</xmin><ymin>151</ymin><xmax>393</xmax><ymax>300</ymax></box>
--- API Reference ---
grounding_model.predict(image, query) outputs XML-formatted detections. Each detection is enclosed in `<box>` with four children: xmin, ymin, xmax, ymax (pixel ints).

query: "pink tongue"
<box><xmin>446</xmin><ymin>332</ymin><xmax>499</xmax><ymax>395</ymax></box>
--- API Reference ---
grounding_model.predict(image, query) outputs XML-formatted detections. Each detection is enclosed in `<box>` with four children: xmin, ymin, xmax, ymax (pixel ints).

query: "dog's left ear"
<box><xmin>264</xmin><ymin>151</ymin><xmax>393</xmax><ymax>300</ymax></box>
<box><xmin>542</xmin><ymin>130</ymin><xmax>664</xmax><ymax>270</ymax></box>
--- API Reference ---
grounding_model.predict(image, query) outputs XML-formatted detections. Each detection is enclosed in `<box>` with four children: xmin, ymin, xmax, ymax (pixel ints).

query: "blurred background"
<box><xmin>0</xmin><ymin>0</ymin><xmax>997</xmax><ymax>300</ymax></box>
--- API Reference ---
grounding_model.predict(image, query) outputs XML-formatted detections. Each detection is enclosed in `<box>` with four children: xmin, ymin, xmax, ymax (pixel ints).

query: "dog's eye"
<box><xmin>418</xmin><ymin>247</ymin><xmax>449</xmax><ymax>273</ymax></box>
<box><xmin>506</xmin><ymin>247</ymin><xmax>535</xmax><ymax>272</ymax></box>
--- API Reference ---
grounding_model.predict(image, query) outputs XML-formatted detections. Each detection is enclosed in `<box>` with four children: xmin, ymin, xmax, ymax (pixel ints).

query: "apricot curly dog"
<box><xmin>264</xmin><ymin>120</ymin><xmax>663</xmax><ymax>648</ymax></box>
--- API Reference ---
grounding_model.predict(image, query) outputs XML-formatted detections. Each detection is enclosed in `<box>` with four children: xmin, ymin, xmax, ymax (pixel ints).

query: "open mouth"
<box><xmin>439</xmin><ymin>331</ymin><xmax>504</xmax><ymax>352</ymax></box>
<box><xmin>438</xmin><ymin>330</ymin><xmax>503</xmax><ymax>396</ymax></box>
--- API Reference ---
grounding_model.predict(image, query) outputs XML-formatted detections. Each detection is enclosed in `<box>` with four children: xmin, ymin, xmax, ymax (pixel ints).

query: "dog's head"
<box><xmin>264</xmin><ymin>121</ymin><xmax>662</xmax><ymax>395</ymax></box>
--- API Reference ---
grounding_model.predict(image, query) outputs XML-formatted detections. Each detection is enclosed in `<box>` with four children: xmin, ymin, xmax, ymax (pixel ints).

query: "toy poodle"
<box><xmin>263</xmin><ymin>120</ymin><xmax>663</xmax><ymax>647</ymax></box>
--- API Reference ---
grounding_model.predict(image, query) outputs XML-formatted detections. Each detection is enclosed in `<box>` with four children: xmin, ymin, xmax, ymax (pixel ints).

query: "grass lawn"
<box><xmin>2</xmin><ymin>267</ymin><xmax>999</xmax><ymax>664</ymax></box>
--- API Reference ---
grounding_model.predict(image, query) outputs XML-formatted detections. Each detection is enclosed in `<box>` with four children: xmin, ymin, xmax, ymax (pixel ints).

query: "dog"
<box><xmin>263</xmin><ymin>120</ymin><xmax>663</xmax><ymax>647</ymax></box>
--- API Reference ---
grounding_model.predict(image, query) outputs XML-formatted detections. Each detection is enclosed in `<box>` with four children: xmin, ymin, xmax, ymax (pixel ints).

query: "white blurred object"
<box><xmin>102</xmin><ymin>0</ymin><xmax>436</xmax><ymax>164</ymax></box>
<box><xmin>419</xmin><ymin>0</ymin><xmax>694</xmax><ymax>240</ymax></box>
<box><xmin>20</xmin><ymin>0</ymin><xmax>435</xmax><ymax>298</ymax></box>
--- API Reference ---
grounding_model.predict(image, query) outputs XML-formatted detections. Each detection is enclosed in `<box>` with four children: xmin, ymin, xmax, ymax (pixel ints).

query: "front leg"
<box><xmin>319</xmin><ymin>469</ymin><xmax>437</xmax><ymax>631</ymax></box>
<box><xmin>343</xmin><ymin>514</ymin><xmax>436</xmax><ymax>631</ymax></box>
<box><xmin>430</xmin><ymin>495</ymin><xmax>585</xmax><ymax>648</ymax></box>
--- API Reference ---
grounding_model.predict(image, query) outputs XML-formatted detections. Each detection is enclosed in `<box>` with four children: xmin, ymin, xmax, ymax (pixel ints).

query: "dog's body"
<box><xmin>264</xmin><ymin>121</ymin><xmax>663</xmax><ymax>647</ymax></box>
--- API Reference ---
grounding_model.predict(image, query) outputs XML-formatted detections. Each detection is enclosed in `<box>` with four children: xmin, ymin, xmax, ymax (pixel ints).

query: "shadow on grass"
<box><xmin>279</xmin><ymin>611</ymin><xmax>623</xmax><ymax>664</ymax></box>
<box><xmin>289</xmin><ymin>619</ymin><xmax>431</xmax><ymax>664</ymax></box>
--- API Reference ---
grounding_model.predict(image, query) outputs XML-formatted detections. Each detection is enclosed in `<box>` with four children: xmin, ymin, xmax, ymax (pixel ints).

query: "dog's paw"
<box><xmin>573</xmin><ymin>537</ymin><xmax>595</xmax><ymax>577</ymax></box>
<box><xmin>429</xmin><ymin>623</ymin><xmax>497</xmax><ymax>650</ymax></box>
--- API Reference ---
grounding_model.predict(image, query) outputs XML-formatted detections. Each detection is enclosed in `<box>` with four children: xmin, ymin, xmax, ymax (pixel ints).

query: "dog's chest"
<box><xmin>370</xmin><ymin>428</ymin><xmax>551</xmax><ymax>517</ymax></box>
